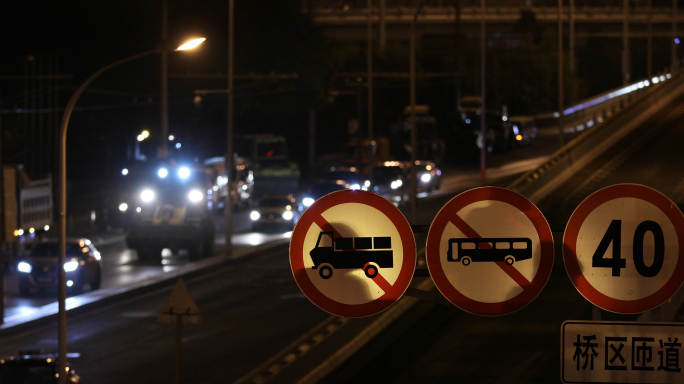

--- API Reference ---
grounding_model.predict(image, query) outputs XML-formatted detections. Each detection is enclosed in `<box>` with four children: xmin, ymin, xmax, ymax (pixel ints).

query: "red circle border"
<box><xmin>426</xmin><ymin>187</ymin><xmax>554</xmax><ymax>316</ymax></box>
<box><xmin>290</xmin><ymin>189</ymin><xmax>417</xmax><ymax>318</ymax></box>
<box><xmin>563</xmin><ymin>183</ymin><xmax>684</xmax><ymax>314</ymax></box>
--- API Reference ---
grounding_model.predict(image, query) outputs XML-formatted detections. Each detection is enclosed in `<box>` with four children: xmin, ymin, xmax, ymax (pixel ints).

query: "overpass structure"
<box><xmin>307</xmin><ymin>2</ymin><xmax>684</xmax><ymax>41</ymax></box>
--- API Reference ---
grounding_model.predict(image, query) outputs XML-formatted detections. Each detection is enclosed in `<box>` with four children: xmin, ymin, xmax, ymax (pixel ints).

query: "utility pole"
<box><xmin>367</xmin><ymin>0</ymin><xmax>374</xmax><ymax>140</ymax></box>
<box><xmin>480</xmin><ymin>0</ymin><xmax>486</xmax><ymax>183</ymax></box>
<box><xmin>558</xmin><ymin>0</ymin><xmax>565</xmax><ymax>147</ymax></box>
<box><xmin>160</xmin><ymin>0</ymin><xmax>169</xmax><ymax>158</ymax></box>
<box><xmin>226</xmin><ymin>0</ymin><xmax>235</xmax><ymax>256</ymax></box>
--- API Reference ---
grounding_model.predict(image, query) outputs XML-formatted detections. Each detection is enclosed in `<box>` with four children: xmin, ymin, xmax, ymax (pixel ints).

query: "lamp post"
<box><xmin>57</xmin><ymin>37</ymin><xmax>204</xmax><ymax>384</ymax></box>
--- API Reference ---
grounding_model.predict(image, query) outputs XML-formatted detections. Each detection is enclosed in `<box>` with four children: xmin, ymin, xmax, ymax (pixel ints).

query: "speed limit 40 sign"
<box><xmin>563</xmin><ymin>184</ymin><xmax>684</xmax><ymax>314</ymax></box>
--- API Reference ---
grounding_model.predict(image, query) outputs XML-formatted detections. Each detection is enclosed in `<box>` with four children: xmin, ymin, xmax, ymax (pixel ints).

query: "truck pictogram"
<box><xmin>310</xmin><ymin>231</ymin><xmax>393</xmax><ymax>279</ymax></box>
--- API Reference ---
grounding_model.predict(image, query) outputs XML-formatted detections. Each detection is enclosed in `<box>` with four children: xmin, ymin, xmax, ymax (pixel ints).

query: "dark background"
<box><xmin>1</xmin><ymin>0</ymin><xmax>680</xmax><ymax>186</ymax></box>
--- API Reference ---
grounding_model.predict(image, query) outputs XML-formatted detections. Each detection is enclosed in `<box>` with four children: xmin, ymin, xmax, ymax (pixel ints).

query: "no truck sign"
<box><xmin>290</xmin><ymin>190</ymin><xmax>416</xmax><ymax>318</ymax></box>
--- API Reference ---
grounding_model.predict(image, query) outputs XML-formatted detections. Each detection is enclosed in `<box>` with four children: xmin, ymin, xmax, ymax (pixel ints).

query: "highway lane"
<box><xmin>0</xmin><ymin>131</ymin><xmax>561</xmax><ymax>324</ymax></box>
<box><xmin>0</xmin><ymin>134</ymin><xmax>562</xmax><ymax>382</ymax></box>
<box><xmin>327</xmin><ymin>93</ymin><xmax>684</xmax><ymax>383</ymax></box>
<box><xmin>0</xmin><ymin>209</ymin><xmax>290</xmax><ymax>323</ymax></box>
<box><xmin>0</xmin><ymin>242</ymin><xmax>330</xmax><ymax>383</ymax></box>
<box><xmin>0</xmin><ymin>178</ymin><xmax>494</xmax><ymax>383</ymax></box>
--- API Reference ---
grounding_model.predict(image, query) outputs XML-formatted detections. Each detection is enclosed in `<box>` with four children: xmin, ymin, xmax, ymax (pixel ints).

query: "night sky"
<box><xmin>1</xmin><ymin>0</ymin><xmax>331</xmax><ymax>184</ymax></box>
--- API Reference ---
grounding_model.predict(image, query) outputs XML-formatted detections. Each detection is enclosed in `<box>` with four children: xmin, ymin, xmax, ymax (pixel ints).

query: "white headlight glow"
<box><xmin>250</xmin><ymin>211</ymin><xmax>261</xmax><ymax>221</ymax></box>
<box><xmin>17</xmin><ymin>261</ymin><xmax>32</xmax><ymax>273</ymax></box>
<box><xmin>140</xmin><ymin>189</ymin><xmax>155</xmax><ymax>203</ymax></box>
<box><xmin>64</xmin><ymin>260</ymin><xmax>80</xmax><ymax>272</ymax></box>
<box><xmin>188</xmin><ymin>189</ymin><xmax>203</xmax><ymax>203</ymax></box>
<box><xmin>282</xmin><ymin>211</ymin><xmax>294</xmax><ymax>220</ymax></box>
<box><xmin>178</xmin><ymin>167</ymin><xmax>191</xmax><ymax>179</ymax></box>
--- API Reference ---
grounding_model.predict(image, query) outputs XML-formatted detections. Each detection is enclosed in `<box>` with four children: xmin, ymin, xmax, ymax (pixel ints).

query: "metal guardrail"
<box><xmin>509</xmin><ymin>67</ymin><xmax>684</xmax><ymax>207</ymax></box>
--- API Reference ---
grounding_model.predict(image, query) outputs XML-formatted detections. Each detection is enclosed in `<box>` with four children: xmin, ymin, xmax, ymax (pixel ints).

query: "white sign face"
<box><xmin>562</xmin><ymin>320</ymin><xmax>684</xmax><ymax>383</ymax></box>
<box><xmin>564</xmin><ymin>184</ymin><xmax>684</xmax><ymax>314</ymax></box>
<box><xmin>290</xmin><ymin>190</ymin><xmax>416</xmax><ymax>318</ymax></box>
<box><xmin>426</xmin><ymin>187</ymin><xmax>554</xmax><ymax>316</ymax></box>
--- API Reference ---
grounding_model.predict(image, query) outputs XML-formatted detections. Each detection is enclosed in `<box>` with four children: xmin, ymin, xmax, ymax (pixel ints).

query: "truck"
<box><xmin>309</xmin><ymin>231</ymin><xmax>393</xmax><ymax>279</ymax></box>
<box><xmin>1</xmin><ymin>165</ymin><xmax>53</xmax><ymax>270</ymax></box>
<box><xmin>123</xmin><ymin>159</ymin><xmax>215</xmax><ymax>261</ymax></box>
<box><xmin>234</xmin><ymin>135</ymin><xmax>300</xmax><ymax>199</ymax></box>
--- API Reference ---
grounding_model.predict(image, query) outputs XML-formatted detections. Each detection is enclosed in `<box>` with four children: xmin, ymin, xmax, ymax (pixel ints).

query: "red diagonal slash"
<box><xmin>313</xmin><ymin>215</ymin><xmax>394</xmax><ymax>293</ymax></box>
<box><xmin>450</xmin><ymin>213</ymin><xmax>531</xmax><ymax>288</ymax></box>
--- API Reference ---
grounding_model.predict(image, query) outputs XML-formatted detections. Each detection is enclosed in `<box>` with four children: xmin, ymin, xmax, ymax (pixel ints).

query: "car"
<box><xmin>507</xmin><ymin>115</ymin><xmax>538</xmax><ymax>147</ymax></box>
<box><xmin>250</xmin><ymin>194</ymin><xmax>300</xmax><ymax>231</ymax></box>
<box><xmin>0</xmin><ymin>350</ymin><xmax>81</xmax><ymax>383</ymax></box>
<box><xmin>319</xmin><ymin>168</ymin><xmax>371</xmax><ymax>191</ymax></box>
<box><xmin>370</xmin><ymin>161</ymin><xmax>408</xmax><ymax>204</ymax></box>
<box><xmin>17</xmin><ymin>238</ymin><xmax>103</xmax><ymax>296</ymax></box>
<box><xmin>411</xmin><ymin>160</ymin><xmax>442</xmax><ymax>192</ymax></box>
<box><xmin>300</xmin><ymin>181</ymin><xmax>347</xmax><ymax>209</ymax></box>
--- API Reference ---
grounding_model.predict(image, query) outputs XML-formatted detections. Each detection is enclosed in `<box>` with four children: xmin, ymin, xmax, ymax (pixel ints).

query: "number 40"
<box><xmin>592</xmin><ymin>220</ymin><xmax>664</xmax><ymax>277</ymax></box>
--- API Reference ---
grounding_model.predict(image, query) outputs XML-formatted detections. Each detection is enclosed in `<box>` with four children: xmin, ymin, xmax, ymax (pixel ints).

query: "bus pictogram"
<box><xmin>310</xmin><ymin>231</ymin><xmax>393</xmax><ymax>279</ymax></box>
<box><xmin>446</xmin><ymin>237</ymin><xmax>532</xmax><ymax>266</ymax></box>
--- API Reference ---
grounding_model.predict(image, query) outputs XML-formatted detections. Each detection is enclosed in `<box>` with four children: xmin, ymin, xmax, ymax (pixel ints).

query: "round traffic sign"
<box><xmin>426</xmin><ymin>187</ymin><xmax>554</xmax><ymax>316</ymax></box>
<box><xmin>290</xmin><ymin>189</ymin><xmax>416</xmax><ymax>318</ymax></box>
<box><xmin>563</xmin><ymin>184</ymin><xmax>684</xmax><ymax>314</ymax></box>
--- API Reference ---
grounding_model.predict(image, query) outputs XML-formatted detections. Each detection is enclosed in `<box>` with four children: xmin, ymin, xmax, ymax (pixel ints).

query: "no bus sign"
<box><xmin>290</xmin><ymin>189</ymin><xmax>416</xmax><ymax>318</ymax></box>
<box><xmin>563</xmin><ymin>184</ymin><xmax>684</xmax><ymax>314</ymax></box>
<box><xmin>425</xmin><ymin>187</ymin><xmax>554</xmax><ymax>316</ymax></box>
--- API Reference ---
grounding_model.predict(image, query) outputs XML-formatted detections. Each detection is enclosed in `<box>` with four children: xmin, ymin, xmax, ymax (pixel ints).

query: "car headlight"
<box><xmin>64</xmin><ymin>260</ymin><xmax>80</xmax><ymax>272</ymax></box>
<box><xmin>420</xmin><ymin>173</ymin><xmax>432</xmax><ymax>183</ymax></box>
<box><xmin>158</xmin><ymin>168</ymin><xmax>168</xmax><ymax>178</ymax></box>
<box><xmin>17</xmin><ymin>261</ymin><xmax>32</xmax><ymax>274</ymax></box>
<box><xmin>391</xmin><ymin>180</ymin><xmax>403</xmax><ymax>189</ymax></box>
<box><xmin>250</xmin><ymin>211</ymin><xmax>261</xmax><ymax>221</ymax></box>
<box><xmin>178</xmin><ymin>167</ymin><xmax>191</xmax><ymax>179</ymax></box>
<box><xmin>118</xmin><ymin>203</ymin><xmax>128</xmax><ymax>212</ymax></box>
<box><xmin>302</xmin><ymin>197</ymin><xmax>314</xmax><ymax>207</ymax></box>
<box><xmin>350</xmin><ymin>183</ymin><xmax>361</xmax><ymax>190</ymax></box>
<box><xmin>188</xmin><ymin>189</ymin><xmax>203</xmax><ymax>203</ymax></box>
<box><xmin>140</xmin><ymin>189</ymin><xmax>155</xmax><ymax>203</ymax></box>
<box><xmin>282</xmin><ymin>211</ymin><xmax>294</xmax><ymax>220</ymax></box>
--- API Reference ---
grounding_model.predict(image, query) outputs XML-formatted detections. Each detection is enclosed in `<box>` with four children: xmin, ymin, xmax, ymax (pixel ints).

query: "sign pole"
<box><xmin>175</xmin><ymin>314</ymin><xmax>182</xmax><ymax>384</ymax></box>
<box><xmin>158</xmin><ymin>278</ymin><xmax>202</xmax><ymax>383</ymax></box>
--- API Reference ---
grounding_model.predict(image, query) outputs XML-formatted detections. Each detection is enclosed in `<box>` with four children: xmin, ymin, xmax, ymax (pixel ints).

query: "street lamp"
<box><xmin>57</xmin><ymin>37</ymin><xmax>204</xmax><ymax>384</ymax></box>
<box><xmin>135</xmin><ymin>129</ymin><xmax>151</xmax><ymax>161</ymax></box>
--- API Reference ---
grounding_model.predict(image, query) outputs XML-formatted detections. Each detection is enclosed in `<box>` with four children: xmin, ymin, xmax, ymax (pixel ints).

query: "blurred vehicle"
<box><xmin>459</xmin><ymin>96</ymin><xmax>511</xmax><ymax>153</ymax></box>
<box><xmin>409</xmin><ymin>160</ymin><xmax>442</xmax><ymax>192</ymax></box>
<box><xmin>0</xmin><ymin>165</ymin><xmax>53</xmax><ymax>272</ymax></box>
<box><xmin>320</xmin><ymin>168</ymin><xmax>371</xmax><ymax>191</ymax></box>
<box><xmin>250</xmin><ymin>194</ymin><xmax>300</xmax><ymax>231</ymax></box>
<box><xmin>0</xmin><ymin>350</ymin><xmax>80</xmax><ymax>383</ymax></box>
<box><xmin>341</xmin><ymin>137</ymin><xmax>384</xmax><ymax>176</ymax></box>
<box><xmin>17</xmin><ymin>237</ymin><xmax>102</xmax><ymax>296</ymax></box>
<box><xmin>371</xmin><ymin>161</ymin><xmax>408</xmax><ymax>204</ymax></box>
<box><xmin>300</xmin><ymin>181</ymin><xmax>347</xmax><ymax>209</ymax></box>
<box><xmin>204</xmin><ymin>156</ymin><xmax>255</xmax><ymax>211</ymax></box>
<box><xmin>507</xmin><ymin>116</ymin><xmax>538</xmax><ymax>147</ymax></box>
<box><xmin>124</xmin><ymin>159</ymin><xmax>215</xmax><ymax>261</ymax></box>
<box><xmin>235</xmin><ymin>135</ymin><xmax>300</xmax><ymax>198</ymax></box>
